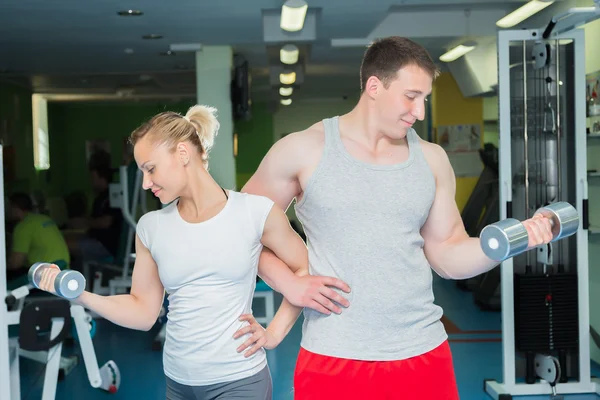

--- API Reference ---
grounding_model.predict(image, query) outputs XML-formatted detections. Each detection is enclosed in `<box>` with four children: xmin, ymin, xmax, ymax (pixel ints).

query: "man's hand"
<box><xmin>283</xmin><ymin>275</ymin><xmax>351</xmax><ymax>315</ymax></box>
<box><xmin>234</xmin><ymin>314</ymin><xmax>281</xmax><ymax>357</ymax></box>
<box><xmin>522</xmin><ymin>213</ymin><xmax>554</xmax><ymax>249</ymax></box>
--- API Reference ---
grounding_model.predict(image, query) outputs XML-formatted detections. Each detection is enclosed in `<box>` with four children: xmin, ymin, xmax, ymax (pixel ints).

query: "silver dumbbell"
<box><xmin>28</xmin><ymin>262</ymin><xmax>86</xmax><ymax>299</ymax></box>
<box><xmin>480</xmin><ymin>202</ymin><xmax>580</xmax><ymax>261</ymax></box>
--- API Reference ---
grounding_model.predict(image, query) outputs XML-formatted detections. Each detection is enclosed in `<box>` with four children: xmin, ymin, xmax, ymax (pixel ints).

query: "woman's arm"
<box><xmin>39</xmin><ymin>235</ymin><xmax>166</xmax><ymax>331</ymax></box>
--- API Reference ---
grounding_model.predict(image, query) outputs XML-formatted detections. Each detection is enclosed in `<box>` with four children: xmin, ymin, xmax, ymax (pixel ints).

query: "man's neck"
<box><xmin>340</xmin><ymin>97</ymin><xmax>404</xmax><ymax>150</ymax></box>
<box><xmin>96</xmin><ymin>185</ymin><xmax>108</xmax><ymax>194</ymax></box>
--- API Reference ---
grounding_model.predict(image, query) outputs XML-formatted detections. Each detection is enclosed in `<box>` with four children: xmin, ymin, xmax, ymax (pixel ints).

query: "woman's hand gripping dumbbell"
<box><xmin>479</xmin><ymin>202</ymin><xmax>579</xmax><ymax>262</ymax></box>
<box><xmin>28</xmin><ymin>262</ymin><xmax>86</xmax><ymax>299</ymax></box>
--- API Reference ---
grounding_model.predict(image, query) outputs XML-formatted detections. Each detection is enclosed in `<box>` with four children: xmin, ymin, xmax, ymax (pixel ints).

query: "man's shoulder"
<box><xmin>257</xmin><ymin>121</ymin><xmax>326</xmax><ymax>180</ymax></box>
<box><xmin>277</xmin><ymin>121</ymin><xmax>325</xmax><ymax>151</ymax></box>
<box><xmin>416</xmin><ymin>136</ymin><xmax>450</xmax><ymax>176</ymax></box>
<box><xmin>14</xmin><ymin>214</ymin><xmax>45</xmax><ymax>235</ymax></box>
<box><xmin>22</xmin><ymin>213</ymin><xmax>53</xmax><ymax>225</ymax></box>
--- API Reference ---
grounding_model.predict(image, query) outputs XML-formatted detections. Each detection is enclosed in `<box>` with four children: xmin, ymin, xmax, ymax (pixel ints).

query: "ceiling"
<box><xmin>0</xmin><ymin>0</ymin><xmax>588</xmax><ymax>105</ymax></box>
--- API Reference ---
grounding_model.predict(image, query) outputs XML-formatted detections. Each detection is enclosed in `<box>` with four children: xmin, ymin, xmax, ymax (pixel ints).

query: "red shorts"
<box><xmin>293</xmin><ymin>340</ymin><xmax>459</xmax><ymax>400</ymax></box>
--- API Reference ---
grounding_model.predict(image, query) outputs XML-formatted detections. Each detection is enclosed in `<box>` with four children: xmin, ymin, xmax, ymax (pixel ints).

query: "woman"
<box><xmin>36</xmin><ymin>104</ymin><xmax>349</xmax><ymax>399</ymax></box>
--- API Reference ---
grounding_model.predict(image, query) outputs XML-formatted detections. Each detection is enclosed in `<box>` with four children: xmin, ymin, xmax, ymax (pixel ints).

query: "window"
<box><xmin>32</xmin><ymin>94</ymin><xmax>50</xmax><ymax>170</ymax></box>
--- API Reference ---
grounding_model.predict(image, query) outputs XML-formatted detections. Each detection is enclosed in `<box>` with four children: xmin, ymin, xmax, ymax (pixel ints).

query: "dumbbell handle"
<box><xmin>534</xmin><ymin>202</ymin><xmax>580</xmax><ymax>242</ymax></box>
<box><xmin>480</xmin><ymin>202</ymin><xmax>579</xmax><ymax>261</ymax></box>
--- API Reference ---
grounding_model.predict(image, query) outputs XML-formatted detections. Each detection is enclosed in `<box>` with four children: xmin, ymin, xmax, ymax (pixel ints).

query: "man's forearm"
<box><xmin>429</xmin><ymin>237</ymin><xmax>499</xmax><ymax>280</ymax></box>
<box><xmin>257</xmin><ymin>248</ymin><xmax>301</xmax><ymax>296</ymax></box>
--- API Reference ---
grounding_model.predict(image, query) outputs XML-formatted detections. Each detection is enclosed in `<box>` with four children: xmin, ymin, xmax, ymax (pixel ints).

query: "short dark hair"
<box><xmin>9</xmin><ymin>192</ymin><xmax>33</xmax><ymax>212</ymax></box>
<box><xmin>87</xmin><ymin>149</ymin><xmax>113</xmax><ymax>182</ymax></box>
<box><xmin>90</xmin><ymin>166</ymin><xmax>113</xmax><ymax>183</ymax></box>
<box><xmin>360</xmin><ymin>36</ymin><xmax>440</xmax><ymax>92</ymax></box>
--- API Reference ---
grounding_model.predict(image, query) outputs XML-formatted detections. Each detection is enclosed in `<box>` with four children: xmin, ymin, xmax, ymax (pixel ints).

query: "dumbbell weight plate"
<box><xmin>480</xmin><ymin>218</ymin><xmax>529</xmax><ymax>261</ymax></box>
<box><xmin>534</xmin><ymin>201</ymin><xmax>579</xmax><ymax>242</ymax></box>
<box><xmin>54</xmin><ymin>270</ymin><xmax>86</xmax><ymax>299</ymax></box>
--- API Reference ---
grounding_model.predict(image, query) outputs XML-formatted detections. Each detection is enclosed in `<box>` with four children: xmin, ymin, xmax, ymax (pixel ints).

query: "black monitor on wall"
<box><xmin>231</xmin><ymin>54</ymin><xmax>251</xmax><ymax>121</ymax></box>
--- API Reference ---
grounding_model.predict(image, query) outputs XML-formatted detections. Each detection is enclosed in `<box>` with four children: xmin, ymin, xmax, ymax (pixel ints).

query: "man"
<box><xmin>85</xmin><ymin>163</ymin><xmax>123</xmax><ymax>259</ymax></box>
<box><xmin>7</xmin><ymin>192</ymin><xmax>70</xmax><ymax>278</ymax></box>
<box><xmin>68</xmin><ymin>157</ymin><xmax>124</xmax><ymax>266</ymax></box>
<box><xmin>241</xmin><ymin>37</ymin><xmax>554</xmax><ymax>399</ymax></box>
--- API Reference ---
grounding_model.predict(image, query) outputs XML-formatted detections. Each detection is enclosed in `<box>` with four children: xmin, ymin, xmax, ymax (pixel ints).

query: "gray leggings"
<box><xmin>165</xmin><ymin>366</ymin><xmax>272</xmax><ymax>400</ymax></box>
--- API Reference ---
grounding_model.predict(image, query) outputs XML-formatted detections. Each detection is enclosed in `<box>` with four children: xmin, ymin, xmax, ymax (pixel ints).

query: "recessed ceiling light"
<box><xmin>143</xmin><ymin>34</ymin><xmax>163</xmax><ymax>40</ymax></box>
<box><xmin>279</xmin><ymin>87</ymin><xmax>293</xmax><ymax>96</ymax></box>
<box><xmin>280</xmin><ymin>44</ymin><xmax>299</xmax><ymax>65</ymax></box>
<box><xmin>160</xmin><ymin>51</ymin><xmax>176</xmax><ymax>56</ymax></box>
<box><xmin>124</xmin><ymin>48</ymin><xmax>134</xmax><ymax>54</ymax></box>
<box><xmin>117</xmin><ymin>10</ymin><xmax>143</xmax><ymax>16</ymax></box>
<box><xmin>280</xmin><ymin>71</ymin><xmax>296</xmax><ymax>85</ymax></box>
<box><xmin>281</xmin><ymin>0</ymin><xmax>308</xmax><ymax>32</ymax></box>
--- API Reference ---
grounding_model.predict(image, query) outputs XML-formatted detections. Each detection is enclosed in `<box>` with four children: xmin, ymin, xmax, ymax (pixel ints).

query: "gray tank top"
<box><xmin>295</xmin><ymin>116</ymin><xmax>447</xmax><ymax>361</ymax></box>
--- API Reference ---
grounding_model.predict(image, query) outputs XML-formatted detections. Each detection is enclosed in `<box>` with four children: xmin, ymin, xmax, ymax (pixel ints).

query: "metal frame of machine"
<box><xmin>485</xmin><ymin>21</ymin><xmax>600</xmax><ymax>400</ymax></box>
<box><xmin>1</xmin><ymin>144</ymin><xmax>11</xmax><ymax>400</ymax></box>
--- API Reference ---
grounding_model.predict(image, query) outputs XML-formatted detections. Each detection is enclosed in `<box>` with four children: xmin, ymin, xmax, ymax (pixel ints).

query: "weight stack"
<box><xmin>514</xmin><ymin>272</ymin><xmax>579</xmax><ymax>353</ymax></box>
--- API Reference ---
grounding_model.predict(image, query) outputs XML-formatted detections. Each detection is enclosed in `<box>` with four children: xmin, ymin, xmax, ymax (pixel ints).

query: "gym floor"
<box><xmin>16</xmin><ymin>275</ymin><xmax>600</xmax><ymax>400</ymax></box>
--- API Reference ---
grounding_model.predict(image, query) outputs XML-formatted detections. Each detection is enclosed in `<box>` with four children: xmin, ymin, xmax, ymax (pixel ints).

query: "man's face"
<box><xmin>373</xmin><ymin>64</ymin><xmax>433</xmax><ymax>139</ymax></box>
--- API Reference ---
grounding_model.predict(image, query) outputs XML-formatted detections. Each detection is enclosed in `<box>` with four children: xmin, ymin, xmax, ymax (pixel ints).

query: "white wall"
<box><xmin>586</xmin><ymin>18</ymin><xmax>600</xmax><ymax>75</ymax></box>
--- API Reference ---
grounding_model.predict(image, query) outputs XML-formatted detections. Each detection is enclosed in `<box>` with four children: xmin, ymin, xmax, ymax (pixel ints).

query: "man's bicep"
<box><xmin>242</xmin><ymin>139</ymin><xmax>301</xmax><ymax>211</ymax></box>
<box><xmin>421</xmin><ymin>150</ymin><xmax>467</xmax><ymax>246</ymax></box>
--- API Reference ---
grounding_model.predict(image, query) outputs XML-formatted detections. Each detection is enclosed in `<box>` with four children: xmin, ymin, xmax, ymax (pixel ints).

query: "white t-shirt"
<box><xmin>136</xmin><ymin>190</ymin><xmax>274</xmax><ymax>386</ymax></box>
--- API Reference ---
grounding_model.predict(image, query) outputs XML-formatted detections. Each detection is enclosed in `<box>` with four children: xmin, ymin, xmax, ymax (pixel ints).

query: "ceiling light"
<box><xmin>280</xmin><ymin>71</ymin><xmax>296</xmax><ymax>85</ymax></box>
<box><xmin>439</xmin><ymin>42</ymin><xmax>477</xmax><ymax>62</ymax></box>
<box><xmin>117</xmin><ymin>10</ymin><xmax>143</xmax><ymax>16</ymax></box>
<box><xmin>496</xmin><ymin>0</ymin><xmax>554</xmax><ymax>28</ymax></box>
<box><xmin>281</xmin><ymin>98</ymin><xmax>292</xmax><ymax>106</ymax></box>
<box><xmin>280</xmin><ymin>44</ymin><xmax>299</xmax><ymax>64</ymax></box>
<box><xmin>159</xmin><ymin>51</ymin><xmax>176</xmax><ymax>56</ymax></box>
<box><xmin>143</xmin><ymin>34</ymin><xmax>163</xmax><ymax>40</ymax></box>
<box><xmin>280</xmin><ymin>87</ymin><xmax>293</xmax><ymax>96</ymax></box>
<box><xmin>281</xmin><ymin>0</ymin><xmax>308</xmax><ymax>32</ymax></box>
